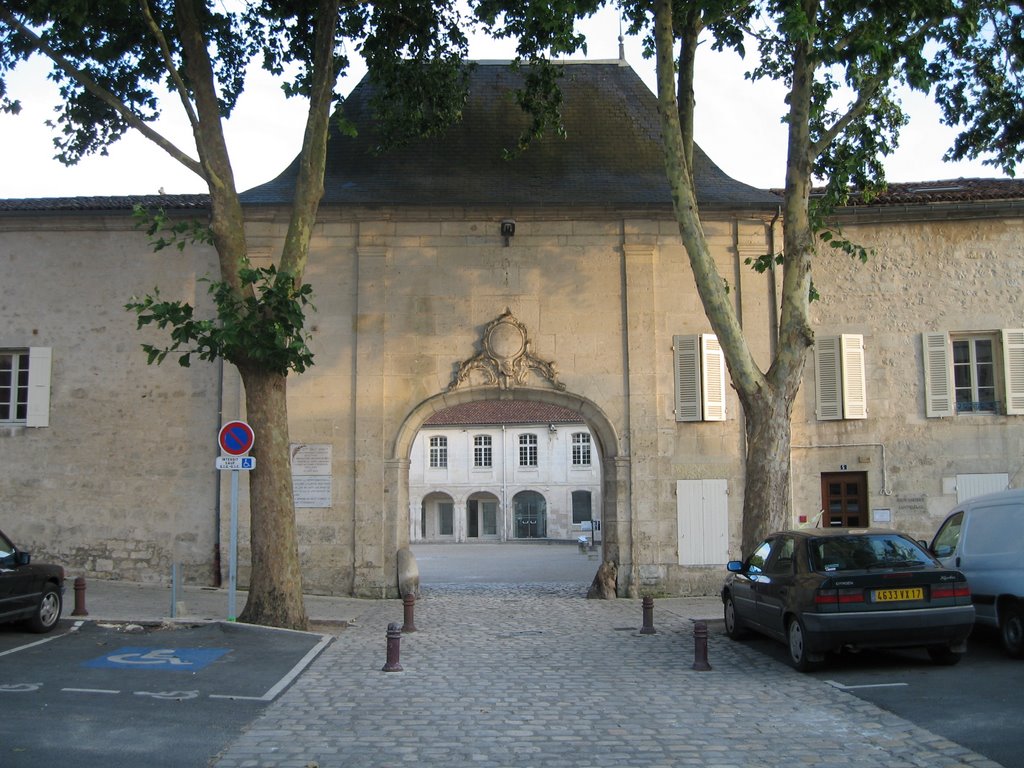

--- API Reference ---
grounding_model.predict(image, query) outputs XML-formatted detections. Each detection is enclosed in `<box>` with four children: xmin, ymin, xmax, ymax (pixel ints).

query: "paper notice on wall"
<box><xmin>290</xmin><ymin>443</ymin><xmax>332</xmax><ymax>508</ymax></box>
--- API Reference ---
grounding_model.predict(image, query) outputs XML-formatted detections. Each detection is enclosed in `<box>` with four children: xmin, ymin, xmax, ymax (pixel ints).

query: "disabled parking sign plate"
<box><xmin>83</xmin><ymin>647</ymin><xmax>231</xmax><ymax>671</ymax></box>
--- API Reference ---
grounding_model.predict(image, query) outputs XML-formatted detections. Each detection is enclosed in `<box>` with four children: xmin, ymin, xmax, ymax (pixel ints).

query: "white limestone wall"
<box><xmin>0</xmin><ymin>211</ymin><xmax>221</xmax><ymax>584</ymax></box>
<box><xmin>794</xmin><ymin>213</ymin><xmax>1024</xmax><ymax>544</ymax></box>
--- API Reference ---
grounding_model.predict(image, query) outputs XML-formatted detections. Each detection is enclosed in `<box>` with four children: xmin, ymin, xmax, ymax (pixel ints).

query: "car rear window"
<box><xmin>809</xmin><ymin>534</ymin><xmax>934</xmax><ymax>572</ymax></box>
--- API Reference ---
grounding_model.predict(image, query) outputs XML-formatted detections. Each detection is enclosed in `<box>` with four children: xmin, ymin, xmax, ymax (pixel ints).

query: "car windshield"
<box><xmin>809</xmin><ymin>534</ymin><xmax>934</xmax><ymax>572</ymax></box>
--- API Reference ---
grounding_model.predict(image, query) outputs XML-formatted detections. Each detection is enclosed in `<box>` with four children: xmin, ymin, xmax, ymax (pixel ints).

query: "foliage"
<box><xmin>930</xmin><ymin>2</ymin><xmax>1024</xmax><ymax>175</ymax></box>
<box><xmin>132</xmin><ymin>204</ymin><xmax>214</xmax><ymax>252</ymax></box>
<box><xmin>126</xmin><ymin>262</ymin><xmax>315</xmax><ymax>376</ymax></box>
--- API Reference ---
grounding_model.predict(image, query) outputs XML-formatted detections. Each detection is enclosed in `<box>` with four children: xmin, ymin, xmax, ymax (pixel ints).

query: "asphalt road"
<box><xmin>0</xmin><ymin>619</ymin><xmax>332</xmax><ymax>768</ymax></box>
<box><xmin>736</xmin><ymin>624</ymin><xmax>1024</xmax><ymax>768</ymax></box>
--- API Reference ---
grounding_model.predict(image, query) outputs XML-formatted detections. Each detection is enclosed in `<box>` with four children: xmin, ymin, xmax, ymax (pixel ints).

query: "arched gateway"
<box><xmin>390</xmin><ymin>386</ymin><xmax>629</xmax><ymax>595</ymax></box>
<box><xmin>371</xmin><ymin>309</ymin><xmax>633</xmax><ymax>598</ymax></box>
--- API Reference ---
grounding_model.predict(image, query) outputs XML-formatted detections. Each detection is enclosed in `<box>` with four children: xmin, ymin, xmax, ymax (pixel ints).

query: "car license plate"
<box><xmin>873</xmin><ymin>587</ymin><xmax>924</xmax><ymax>602</ymax></box>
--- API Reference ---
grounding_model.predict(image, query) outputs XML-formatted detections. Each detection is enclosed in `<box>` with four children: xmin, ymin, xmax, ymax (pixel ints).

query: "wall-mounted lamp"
<box><xmin>501</xmin><ymin>219</ymin><xmax>515</xmax><ymax>247</ymax></box>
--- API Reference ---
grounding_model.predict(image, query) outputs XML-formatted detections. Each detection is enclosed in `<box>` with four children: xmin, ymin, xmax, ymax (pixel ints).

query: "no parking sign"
<box><xmin>219</xmin><ymin>420</ymin><xmax>255</xmax><ymax>456</ymax></box>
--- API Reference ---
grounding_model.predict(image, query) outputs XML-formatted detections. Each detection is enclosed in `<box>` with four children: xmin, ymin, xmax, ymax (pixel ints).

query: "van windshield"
<box><xmin>810</xmin><ymin>534</ymin><xmax>934</xmax><ymax>572</ymax></box>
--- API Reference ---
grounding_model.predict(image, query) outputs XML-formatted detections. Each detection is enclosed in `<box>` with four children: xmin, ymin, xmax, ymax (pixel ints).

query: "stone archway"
<box><xmin>387</xmin><ymin>386</ymin><xmax>631</xmax><ymax>596</ymax></box>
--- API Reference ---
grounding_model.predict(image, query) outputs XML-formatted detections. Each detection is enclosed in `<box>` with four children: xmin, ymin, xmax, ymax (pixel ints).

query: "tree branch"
<box><xmin>138</xmin><ymin>0</ymin><xmax>201</xmax><ymax>133</ymax></box>
<box><xmin>0</xmin><ymin>6</ymin><xmax>203</xmax><ymax>177</ymax></box>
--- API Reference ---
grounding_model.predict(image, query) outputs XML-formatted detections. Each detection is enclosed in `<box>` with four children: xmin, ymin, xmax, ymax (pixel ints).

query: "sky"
<box><xmin>0</xmin><ymin>7</ymin><xmax>1005</xmax><ymax>200</ymax></box>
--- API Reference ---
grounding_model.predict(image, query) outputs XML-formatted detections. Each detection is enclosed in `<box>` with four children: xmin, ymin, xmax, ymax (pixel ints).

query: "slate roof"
<box><xmin>241</xmin><ymin>60</ymin><xmax>782</xmax><ymax>211</ymax></box>
<box><xmin>424</xmin><ymin>400</ymin><xmax>584</xmax><ymax>427</ymax></box>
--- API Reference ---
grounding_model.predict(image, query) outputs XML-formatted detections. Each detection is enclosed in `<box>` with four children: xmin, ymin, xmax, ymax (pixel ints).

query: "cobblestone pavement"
<box><xmin>212</xmin><ymin>583</ymin><xmax>1002</xmax><ymax>768</ymax></box>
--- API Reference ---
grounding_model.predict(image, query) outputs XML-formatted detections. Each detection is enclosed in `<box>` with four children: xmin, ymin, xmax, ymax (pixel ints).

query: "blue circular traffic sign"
<box><xmin>219</xmin><ymin>421</ymin><xmax>255</xmax><ymax>456</ymax></box>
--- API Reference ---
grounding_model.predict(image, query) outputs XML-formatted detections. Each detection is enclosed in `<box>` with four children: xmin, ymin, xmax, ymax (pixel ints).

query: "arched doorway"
<box><xmin>513</xmin><ymin>490</ymin><xmax>547</xmax><ymax>539</ymax></box>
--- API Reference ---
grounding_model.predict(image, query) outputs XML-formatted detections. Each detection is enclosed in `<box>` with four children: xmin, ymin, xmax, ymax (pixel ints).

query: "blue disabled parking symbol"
<box><xmin>84</xmin><ymin>647</ymin><xmax>231</xmax><ymax>671</ymax></box>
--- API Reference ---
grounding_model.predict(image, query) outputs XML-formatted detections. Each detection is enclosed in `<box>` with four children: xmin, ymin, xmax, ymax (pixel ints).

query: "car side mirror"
<box><xmin>16</xmin><ymin>551</ymin><xmax>30</xmax><ymax>566</ymax></box>
<box><xmin>726</xmin><ymin>560</ymin><xmax>744</xmax><ymax>573</ymax></box>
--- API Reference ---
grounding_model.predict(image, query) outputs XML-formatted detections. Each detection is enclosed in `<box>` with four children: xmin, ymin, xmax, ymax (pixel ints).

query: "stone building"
<box><xmin>1</xmin><ymin>59</ymin><xmax>1022</xmax><ymax>598</ymax></box>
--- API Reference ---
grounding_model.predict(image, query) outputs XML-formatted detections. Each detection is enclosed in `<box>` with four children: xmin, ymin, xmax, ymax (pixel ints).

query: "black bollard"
<box><xmin>692</xmin><ymin>620</ymin><xmax>712</xmax><ymax>670</ymax></box>
<box><xmin>382</xmin><ymin>622</ymin><xmax>404</xmax><ymax>672</ymax></box>
<box><xmin>402</xmin><ymin>593</ymin><xmax>417</xmax><ymax>633</ymax></box>
<box><xmin>71</xmin><ymin>576</ymin><xmax>89</xmax><ymax>617</ymax></box>
<box><xmin>639</xmin><ymin>595</ymin><xmax>656</xmax><ymax>634</ymax></box>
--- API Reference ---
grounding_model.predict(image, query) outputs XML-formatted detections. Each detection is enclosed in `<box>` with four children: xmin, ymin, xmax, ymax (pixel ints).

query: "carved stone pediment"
<box><xmin>449</xmin><ymin>309</ymin><xmax>565</xmax><ymax>391</ymax></box>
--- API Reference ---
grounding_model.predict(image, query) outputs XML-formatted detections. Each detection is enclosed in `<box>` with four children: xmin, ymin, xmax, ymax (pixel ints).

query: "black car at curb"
<box><xmin>721</xmin><ymin>528</ymin><xmax>975</xmax><ymax>671</ymax></box>
<box><xmin>0</xmin><ymin>529</ymin><xmax>65</xmax><ymax>633</ymax></box>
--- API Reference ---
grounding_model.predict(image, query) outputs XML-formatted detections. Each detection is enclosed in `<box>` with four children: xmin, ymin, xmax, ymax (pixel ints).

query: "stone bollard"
<box><xmin>402</xmin><ymin>593</ymin><xmax>417</xmax><ymax>633</ymax></box>
<box><xmin>382</xmin><ymin>622</ymin><xmax>404</xmax><ymax>672</ymax></box>
<box><xmin>639</xmin><ymin>595</ymin><xmax>656</xmax><ymax>634</ymax></box>
<box><xmin>71</xmin><ymin>576</ymin><xmax>89</xmax><ymax>617</ymax></box>
<box><xmin>692</xmin><ymin>620</ymin><xmax>712</xmax><ymax>671</ymax></box>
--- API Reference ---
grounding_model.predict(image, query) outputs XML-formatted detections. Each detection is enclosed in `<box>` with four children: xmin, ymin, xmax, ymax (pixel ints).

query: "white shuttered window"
<box><xmin>677</xmin><ymin>479</ymin><xmax>729</xmax><ymax>565</ymax></box>
<box><xmin>922</xmin><ymin>329</ymin><xmax>1024</xmax><ymax>417</ymax></box>
<box><xmin>673</xmin><ymin>334</ymin><xmax>727</xmax><ymax>422</ymax></box>
<box><xmin>814</xmin><ymin>334</ymin><xmax>867</xmax><ymax>420</ymax></box>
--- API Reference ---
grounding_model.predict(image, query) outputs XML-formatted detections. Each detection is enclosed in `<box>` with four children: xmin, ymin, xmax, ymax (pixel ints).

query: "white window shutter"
<box><xmin>26</xmin><ymin>346</ymin><xmax>51</xmax><ymax>428</ymax></box>
<box><xmin>815</xmin><ymin>336</ymin><xmax>842</xmax><ymax>420</ymax></box>
<box><xmin>1002</xmin><ymin>328</ymin><xmax>1024</xmax><ymax>415</ymax></box>
<box><xmin>840</xmin><ymin>334</ymin><xmax>867</xmax><ymax>419</ymax></box>
<box><xmin>701</xmin><ymin>334</ymin><xmax>727</xmax><ymax>421</ymax></box>
<box><xmin>677</xmin><ymin>479</ymin><xmax>729</xmax><ymax>565</ymax></box>
<box><xmin>673</xmin><ymin>335</ymin><xmax>701</xmax><ymax>422</ymax></box>
<box><xmin>923</xmin><ymin>332</ymin><xmax>954</xmax><ymax>417</ymax></box>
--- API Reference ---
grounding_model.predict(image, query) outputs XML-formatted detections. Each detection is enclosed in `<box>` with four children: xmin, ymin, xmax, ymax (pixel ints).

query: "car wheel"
<box><xmin>723</xmin><ymin>595</ymin><xmax>747</xmax><ymax>640</ymax></box>
<box><xmin>999</xmin><ymin>603</ymin><xmax>1024</xmax><ymax>658</ymax></box>
<box><xmin>786</xmin><ymin>617</ymin><xmax>821</xmax><ymax>672</ymax></box>
<box><xmin>926</xmin><ymin>645</ymin><xmax>963</xmax><ymax>666</ymax></box>
<box><xmin>27</xmin><ymin>584</ymin><xmax>62</xmax><ymax>633</ymax></box>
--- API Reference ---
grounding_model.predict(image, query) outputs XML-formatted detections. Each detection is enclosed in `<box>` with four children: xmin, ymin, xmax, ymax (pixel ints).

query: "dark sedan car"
<box><xmin>0</xmin><ymin>529</ymin><xmax>64</xmax><ymax>633</ymax></box>
<box><xmin>721</xmin><ymin>528</ymin><xmax>975</xmax><ymax>671</ymax></box>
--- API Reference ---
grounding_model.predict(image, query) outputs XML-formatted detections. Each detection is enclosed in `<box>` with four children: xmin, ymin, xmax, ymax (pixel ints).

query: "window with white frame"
<box><xmin>429</xmin><ymin>436</ymin><xmax>448</xmax><ymax>468</ymax></box>
<box><xmin>571</xmin><ymin>432</ymin><xmax>591</xmax><ymax>466</ymax></box>
<box><xmin>923</xmin><ymin>330</ymin><xmax>1024</xmax><ymax>417</ymax></box>
<box><xmin>518</xmin><ymin>433</ymin><xmax>538</xmax><ymax>467</ymax></box>
<box><xmin>473</xmin><ymin>435</ymin><xmax>492</xmax><ymax>468</ymax></box>
<box><xmin>814</xmin><ymin>334</ymin><xmax>867</xmax><ymax>420</ymax></box>
<box><xmin>673</xmin><ymin>334</ymin><xmax>726</xmax><ymax>422</ymax></box>
<box><xmin>0</xmin><ymin>347</ymin><xmax>50</xmax><ymax>427</ymax></box>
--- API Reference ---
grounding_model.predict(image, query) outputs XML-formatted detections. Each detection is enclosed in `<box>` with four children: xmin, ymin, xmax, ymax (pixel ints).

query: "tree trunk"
<box><xmin>739</xmin><ymin>387</ymin><xmax>796</xmax><ymax>556</ymax></box>
<box><xmin>236</xmin><ymin>366</ymin><xmax>308</xmax><ymax>630</ymax></box>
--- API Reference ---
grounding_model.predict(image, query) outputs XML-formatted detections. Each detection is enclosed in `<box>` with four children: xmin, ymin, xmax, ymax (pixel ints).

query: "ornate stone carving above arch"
<box><xmin>448</xmin><ymin>308</ymin><xmax>565</xmax><ymax>392</ymax></box>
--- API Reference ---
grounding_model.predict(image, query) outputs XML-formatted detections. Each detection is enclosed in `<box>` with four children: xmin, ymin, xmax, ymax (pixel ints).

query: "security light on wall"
<box><xmin>501</xmin><ymin>219</ymin><xmax>515</xmax><ymax>246</ymax></box>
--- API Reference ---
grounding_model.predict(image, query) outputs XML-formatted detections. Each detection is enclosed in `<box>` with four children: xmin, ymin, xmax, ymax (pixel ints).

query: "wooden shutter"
<box><xmin>814</xmin><ymin>336</ymin><xmax>841</xmax><ymax>420</ymax></box>
<box><xmin>923</xmin><ymin>332</ymin><xmax>954</xmax><ymax>417</ymax></box>
<box><xmin>1002</xmin><ymin>328</ymin><xmax>1024</xmax><ymax>416</ymax></box>
<box><xmin>840</xmin><ymin>334</ymin><xmax>867</xmax><ymax>419</ymax></box>
<box><xmin>26</xmin><ymin>347</ymin><xmax>51</xmax><ymax>428</ymax></box>
<box><xmin>701</xmin><ymin>334</ymin><xmax>727</xmax><ymax>422</ymax></box>
<box><xmin>673</xmin><ymin>335</ymin><xmax>701</xmax><ymax>422</ymax></box>
<box><xmin>677</xmin><ymin>479</ymin><xmax>729</xmax><ymax>565</ymax></box>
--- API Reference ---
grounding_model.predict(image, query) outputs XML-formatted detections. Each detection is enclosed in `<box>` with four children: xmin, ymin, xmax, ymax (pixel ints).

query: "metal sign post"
<box><xmin>216</xmin><ymin>423</ymin><xmax>255</xmax><ymax>622</ymax></box>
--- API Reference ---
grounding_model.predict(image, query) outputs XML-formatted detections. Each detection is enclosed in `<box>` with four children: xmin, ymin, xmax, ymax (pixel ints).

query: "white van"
<box><xmin>931</xmin><ymin>488</ymin><xmax>1024</xmax><ymax>657</ymax></box>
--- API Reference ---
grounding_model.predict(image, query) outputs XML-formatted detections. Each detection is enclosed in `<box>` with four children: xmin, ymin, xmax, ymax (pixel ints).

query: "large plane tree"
<box><xmin>0</xmin><ymin>0</ymin><xmax>472</xmax><ymax>629</ymax></box>
<box><xmin>480</xmin><ymin>0</ymin><xmax>1023</xmax><ymax>554</ymax></box>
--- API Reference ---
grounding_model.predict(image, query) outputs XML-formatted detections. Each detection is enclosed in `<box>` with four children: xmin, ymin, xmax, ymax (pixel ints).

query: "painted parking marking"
<box><xmin>83</xmin><ymin>647</ymin><xmax>231</xmax><ymax>671</ymax></box>
<box><xmin>63</xmin><ymin>687</ymin><xmax>120</xmax><ymax>694</ymax></box>
<box><xmin>135</xmin><ymin>690</ymin><xmax>200</xmax><ymax>700</ymax></box>
<box><xmin>0</xmin><ymin>683</ymin><xmax>42</xmax><ymax>693</ymax></box>
<box><xmin>826</xmin><ymin>680</ymin><xmax>909</xmax><ymax>690</ymax></box>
